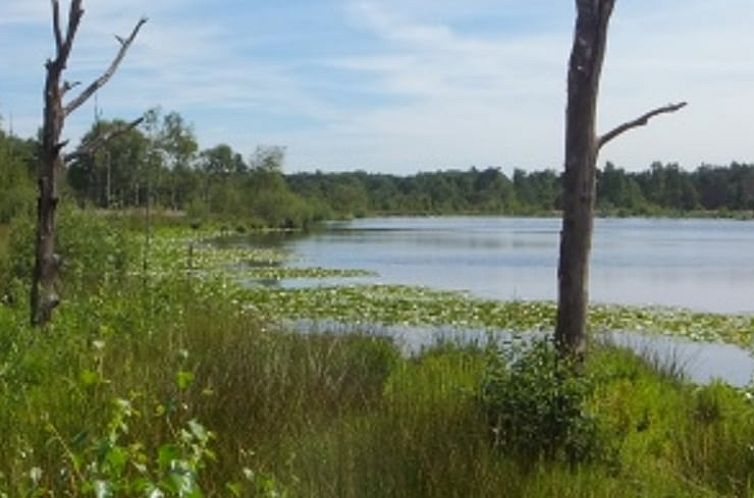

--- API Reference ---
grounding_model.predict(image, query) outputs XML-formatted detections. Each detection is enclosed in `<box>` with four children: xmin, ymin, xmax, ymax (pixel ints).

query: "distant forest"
<box><xmin>1</xmin><ymin>112</ymin><xmax>753</xmax><ymax>227</ymax></box>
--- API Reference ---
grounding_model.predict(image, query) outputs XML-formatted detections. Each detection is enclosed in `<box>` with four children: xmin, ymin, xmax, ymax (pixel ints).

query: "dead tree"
<box><xmin>31</xmin><ymin>0</ymin><xmax>146</xmax><ymax>326</ymax></box>
<box><xmin>555</xmin><ymin>0</ymin><xmax>685</xmax><ymax>358</ymax></box>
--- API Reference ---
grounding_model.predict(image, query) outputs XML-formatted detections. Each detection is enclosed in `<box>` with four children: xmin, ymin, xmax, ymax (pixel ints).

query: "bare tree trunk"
<box><xmin>31</xmin><ymin>60</ymin><xmax>67</xmax><ymax>326</ymax></box>
<box><xmin>31</xmin><ymin>0</ymin><xmax>146</xmax><ymax>327</ymax></box>
<box><xmin>555</xmin><ymin>0</ymin><xmax>685</xmax><ymax>358</ymax></box>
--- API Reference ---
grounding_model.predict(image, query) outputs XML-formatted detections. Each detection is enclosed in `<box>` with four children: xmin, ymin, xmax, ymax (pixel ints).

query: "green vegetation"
<box><xmin>65</xmin><ymin>112</ymin><xmax>330</xmax><ymax>228</ymax></box>
<box><xmin>287</xmin><ymin>161</ymin><xmax>754</xmax><ymax>218</ymax></box>
<box><xmin>237</xmin><ymin>285</ymin><xmax>754</xmax><ymax>347</ymax></box>
<box><xmin>0</xmin><ymin>225</ymin><xmax>8</xmax><ymax>260</ymax></box>
<box><xmin>3</xmin><ymin>110</ymin><xmax>754</xmax><ymax>227</ymax></box>
<box><xmin>1</xmin><ymin>212</ymin><xmax>754</xmax><ymax>496</ymax></box>
<box><xmin>0</xmin><ymin>123</ymin><xmax>35</xmax><ymax>224</ymax></box>
<box><xmin>481</xmin><ymin>339</ymin><xmax>603</xmax><ymax>464</ymax></box>
<box><xmin>66</xmin><ymin>118</ymin><xmax>754</xmax><ymax>219</ymax></box>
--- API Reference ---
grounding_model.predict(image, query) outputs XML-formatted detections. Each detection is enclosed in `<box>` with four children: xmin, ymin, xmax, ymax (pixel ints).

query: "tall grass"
<box><xmin>0</xmin><ymin>224</ymin><xmax>8</xmax><ymax>270</ymax></box>
<box><xmin>2</xmin><ymin>210</ymin><xmax>754</xmax><ymax>496</ymax></box>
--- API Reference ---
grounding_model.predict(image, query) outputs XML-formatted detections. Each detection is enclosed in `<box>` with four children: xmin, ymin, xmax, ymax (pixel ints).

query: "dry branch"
<box><xmin>64</xmin><ymin>116</ymin><xmax>144</xmax><ymax>162</ymax></box>
<box><xmin>64</xmin><ymin>16</ymin><xmax>147</xmax><ymax>116</ymax></box>
<box><xmin>60</xmin><ymin>0</ymin><xmax>83</xmax><ymax>63</ymax></box>
<box><xmin>51</xmin><ymin>0</ymin><xmax>64</xmax><ymax>53</ymax></box>
<box><xmin>61</xmin><ymin>80</ymin><xmax>81</xmax><ymax>95</ymax></box>
<box><xmin>598</xmin><ymin>102</ymin><xmax>687</xmax><ymax>150</ymax></box>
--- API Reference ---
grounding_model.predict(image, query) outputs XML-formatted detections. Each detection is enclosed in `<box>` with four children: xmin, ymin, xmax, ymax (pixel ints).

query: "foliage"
<box><xmin>0</xmin><ymin>127</ymin><xmax>35</xmax><ymax>223</ymax></box>
<box><xmin>0</xmin><ymin>207</ymin><xmax>135</xmax><ymax>306</ymax></box>
<box><xmin>65</xmin><ymin>114</ymin><xmax>327</xmax><ymax>228</ymax></box>
<box><xmin>4</xmin><ymin>103</ymin><xmax>754</xmax><ymax>226</ymax></box>
<box><xmin>36</xmin><ymin>108</ymin><xmax>754</xmax><ymax>224</ymax></box>
<box><xmin>237</xmin><ymin>284</ymin><xmax>754</xmax><ymax>348</ymax></box>
<box><xmin>480</xmin><ymin>339</ymin><xmax>602</xmax><ymax>464</ymax></box>
<box><xmin>288</xmin><ymin>161</ymin><xmax>754</xmax><ymax>218</ymax></box>
<box><xmin>67</xmin><ymin>119</ymin><xmax>151</xmax><ymax>208</ymax></box>
<box><xmin>45</xmin><ymin>398</ymin><xmax>216</xmax><ymax>497</ymax></box>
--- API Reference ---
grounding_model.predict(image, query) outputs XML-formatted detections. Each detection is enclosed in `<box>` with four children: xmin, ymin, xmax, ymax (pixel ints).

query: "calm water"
<box><xmin>246</xmin><ymin>216</ymin><xmax>754</xmax><ymax>385</ymax></box>
<box><xmin>279</xmin><ymin>217</ymin><xmax>754</xmax><ymax>313</ymax></box>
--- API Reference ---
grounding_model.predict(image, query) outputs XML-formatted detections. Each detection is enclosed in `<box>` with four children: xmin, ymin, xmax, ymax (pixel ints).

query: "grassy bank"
<box><xmin>2</xmin><ymin>212</ymin><xmax>754</xmax><ymax>496</ymax></box>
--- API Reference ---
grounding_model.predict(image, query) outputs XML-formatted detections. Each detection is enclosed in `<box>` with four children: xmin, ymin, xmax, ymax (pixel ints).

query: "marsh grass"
<box><xmin>3</xmin><ymin>213</ymin><xmax>754</xmax><ymax>496</ymax></box>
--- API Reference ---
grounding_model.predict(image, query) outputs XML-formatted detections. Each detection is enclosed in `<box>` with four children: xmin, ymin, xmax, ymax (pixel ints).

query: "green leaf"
<box><xmin>80</xmin><ymin>368</ymin><xmax>101</xmax><ymax>386</ymax></box>
<box><xmin>225</xmin><ymin>482</ymin><xmax>242</xmax><ymax>497</ymax></box>
<box><xmin>158</xmin><ymin>444</ymin><xmax>180</xmax><ymax>471</ymax></box>
<box><xmin>106</xmin><ymin>446</ymin><xmax>128</xmax><ymax>476</ymax></box>
<box><xmin>176</xmin><ymin>370</ymin><xmax>195</xmax><ymax>390</ymax></box>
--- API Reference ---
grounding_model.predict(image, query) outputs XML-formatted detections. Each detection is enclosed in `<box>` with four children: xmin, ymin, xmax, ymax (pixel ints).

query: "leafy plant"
<box><xmin>480</xmin><ymin>338</ymin><xmax>602</xmax><ymax>464</ymax></box>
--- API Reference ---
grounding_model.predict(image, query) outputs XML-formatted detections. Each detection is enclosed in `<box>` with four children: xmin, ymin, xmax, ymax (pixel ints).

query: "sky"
<box><xmin>0</xmin><ymin>1</ymin><xmax>753</xmax><ymax>175</ymax></box>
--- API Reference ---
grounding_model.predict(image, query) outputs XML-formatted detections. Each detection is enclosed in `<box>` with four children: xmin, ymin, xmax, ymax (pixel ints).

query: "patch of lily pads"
<box><xmin>238</xmin><ymin>284</ymin><xmax>754</xmax><ymax>349</ymax></box>
<box><xmin>145</xmin><ymin>231</ymin><xmax>373</xmax><ymax>281</ymax></box>
<box><xmin>147</xmin><ymin>234</ymin><xmax>287</xmax><ymax>272</ymax></box>
<box><xmin>240</xmin><ymin>267</ymin><xmax>375</xmax><ymax>281</ymax></box>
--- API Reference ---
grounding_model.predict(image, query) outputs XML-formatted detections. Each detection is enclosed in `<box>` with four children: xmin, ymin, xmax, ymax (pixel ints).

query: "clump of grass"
<box><xmin>253</xmin><ymin>341</ymin><xmax>737</xmax><ymax>498</ymax></box>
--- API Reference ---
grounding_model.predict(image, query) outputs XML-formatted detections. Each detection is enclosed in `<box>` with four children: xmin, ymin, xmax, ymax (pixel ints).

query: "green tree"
<box><xmin>200</xmin><ymin>144</ymin><xmax>237</xmax><ymax>214</ymax></box>
<box><xmin>597</xmin><ymin>162</ymin><xmax>648</xmax><ymax>211</ymax></box>
<box><xmin>0</xmin><ymin>120</ymin><xmax>36</xmax><ymax>222</ymax></box>
<box><xmin>68</xmin><ymin>120</ymin><xmax>150</xmax><ymax>207</ymax></box>
<box><xmin>156</xmin><ymin>111</ymin><xmax>198</xmax><ymax>209</ymax></box>
<box><xmin>250</xmin><ymin>145</ymin><xmax>286</xmax><ymax>173</ymax></box>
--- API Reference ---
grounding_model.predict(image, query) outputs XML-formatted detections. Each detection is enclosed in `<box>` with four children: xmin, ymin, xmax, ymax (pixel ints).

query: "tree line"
<box><xmin>287</xmin><ymin>162</ymin><xmax>754</xmax><ymax>217</ymax></box>
<box><xmin>1</xmin><ymin>116</ymin><xmax>753</xmax><ymax>229</ymax></box>
<box><xmin>70</xmin><ymin>112</ymin><xmax>754</xmax><ymax>218</ymax></box>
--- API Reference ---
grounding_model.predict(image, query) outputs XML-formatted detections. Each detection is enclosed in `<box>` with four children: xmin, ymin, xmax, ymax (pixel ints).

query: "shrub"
<box><xmin>479</xmin><ymin>338</ymin><xmax>602</xmax><ymax>464</ymax></box>
<box><xmin>0</xmin><ymin>208</ymin><xmax>136</xmax><ymax>305</ymax></box>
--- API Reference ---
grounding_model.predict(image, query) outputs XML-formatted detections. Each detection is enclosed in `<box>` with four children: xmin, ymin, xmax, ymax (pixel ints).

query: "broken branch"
<box><xmin>61</xmin><ymin>80</ymin><xmax>81</xmax><ymax>95</ymax></box>
<box><xmin>64</xmin><ymin>116</ymin><xmax>144</xmax><ymax>162</ymax></box>
<box><xmin>64</xmin><ymin>16</ymin><xmax>147</xmax><ymax>116</ymax></box>
<box><xmin>59</xmin><ymin>0</ymin><xmax>84</xmax><ymax>65</ymax></box>
<box><xmin>598</xmin><ymin>102</ymin><xmax>687</xmax><ymax>150</ymax></box>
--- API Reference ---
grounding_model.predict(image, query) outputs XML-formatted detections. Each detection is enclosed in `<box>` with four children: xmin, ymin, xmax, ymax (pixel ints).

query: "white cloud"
<box><xmin>298</xmin><ymin>0</ymin><xmax>754</xmax><ymax>172</ymax></box>
<box><xmin>288</xmin><ymin>0</ymin><xmax>569</xmax><ymax>172</ymax></box>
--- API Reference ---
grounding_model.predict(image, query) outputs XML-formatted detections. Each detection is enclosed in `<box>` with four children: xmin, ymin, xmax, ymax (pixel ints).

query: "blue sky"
<box><xmin>1</xmin><ymin>1</ymin><xmax>753</xmax><ymax>174</ymax></box>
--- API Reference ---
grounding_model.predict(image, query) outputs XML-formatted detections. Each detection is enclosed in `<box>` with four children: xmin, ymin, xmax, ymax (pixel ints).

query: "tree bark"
<box><xmin>31</xmin><ymin>0</ymin><xmax>145</xmax><ymax>326</ymax></box>
<box><xmin>32</xmin><ymin>58</ymin><xmax>66</xmax><ymax>326</ymax></box>
<box><xmin>555</xmin><ymin>0</ymin><xmax>685</xmax><ymax>358</ymax></box>
<box><xmin>555</xmin><ymin>0</ymin><xmax>615</xmax><ymax>358</ymax></box>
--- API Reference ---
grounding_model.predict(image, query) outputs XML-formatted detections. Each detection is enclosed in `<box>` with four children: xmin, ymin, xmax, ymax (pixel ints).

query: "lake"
<box><xmin>245</xmin><ymin>216</ymin><xmax>754</xmax><ymax>385</ymax></box>
<box><xmin>276</xmin><ymin>216</ymin><xmax>754</xmax><ymax>314</ymax></box>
